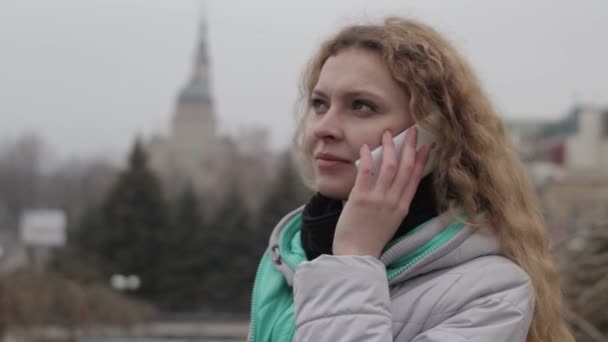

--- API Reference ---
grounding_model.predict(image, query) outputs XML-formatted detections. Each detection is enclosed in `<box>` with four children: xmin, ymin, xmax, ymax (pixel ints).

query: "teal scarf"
<box><xmin>249</xmin><ymin>213</ymin><xmax>465</xmax><ymax>342</ymax></box>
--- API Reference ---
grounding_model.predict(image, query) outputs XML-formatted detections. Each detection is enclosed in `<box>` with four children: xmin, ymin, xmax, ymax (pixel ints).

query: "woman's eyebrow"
<box><xmin>312</xmin><ymin>88</ymin><xmax>384</xmax><ymax>102</ymax></box>
<box><xmin>342</xmin><ymin>89</ymin><xmax>384</xmax><ymax>102</ymax></box>
<box><xmin>311</xmin><ymin>89</ymin><xmax>329</xmax><ymax>98</ymax></box>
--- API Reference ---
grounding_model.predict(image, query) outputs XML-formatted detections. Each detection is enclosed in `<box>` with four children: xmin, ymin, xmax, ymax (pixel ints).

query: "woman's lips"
<box><xmin>316</xmin><ymin>158</ymin><xmax>349</xmax><ymax>169</ymax></box>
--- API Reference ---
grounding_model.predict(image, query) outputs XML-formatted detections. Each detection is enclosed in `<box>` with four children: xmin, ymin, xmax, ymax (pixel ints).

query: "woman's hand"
<box><xmin>333</xmin><ymin>127</ymin><xmax>432</xmax><ymax>258</ymax></box>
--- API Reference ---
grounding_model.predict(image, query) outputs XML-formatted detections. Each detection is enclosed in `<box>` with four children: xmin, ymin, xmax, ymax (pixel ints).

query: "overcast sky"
<box><xmin>0</xmin><ymin>0</ymin><xmax>606</xmax><ymax>161</ymax></box>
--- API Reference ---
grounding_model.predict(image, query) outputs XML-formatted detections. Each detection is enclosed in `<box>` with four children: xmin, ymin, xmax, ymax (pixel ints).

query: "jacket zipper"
<box><xmin>248</xmin><ymin>251</ymin><xmax>270</xmax><ymax>342</ymax></box>
<box><xmin>388</xmin><ymin>222</ymin><xmax>465</xmax><ymax>281</ymax></box>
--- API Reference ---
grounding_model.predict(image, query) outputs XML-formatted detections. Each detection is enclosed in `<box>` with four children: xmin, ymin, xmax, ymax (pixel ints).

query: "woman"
<box><xmin>249</xmin><ymin>18</ymin><xmax>574</xmax><ymax>342</ymax></box>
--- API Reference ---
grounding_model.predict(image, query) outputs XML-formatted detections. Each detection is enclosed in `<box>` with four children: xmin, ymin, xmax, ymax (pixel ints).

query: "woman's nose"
<box><xmin>312</xmin><ymin>110</ymin><xmax>344</xmax><ymax>141</ymax></box>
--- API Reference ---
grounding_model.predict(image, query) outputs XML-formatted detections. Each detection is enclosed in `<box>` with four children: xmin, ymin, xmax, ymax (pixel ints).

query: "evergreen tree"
<box><xmin>206</xmin><ymin>184</ymin><xmax>254</xmax><ymax>311</ymax></box>
<box><xmin>158</xmin><ymin>184</ymin><xmax>209</xmax><ymax>310</ymax></box>
<box><xmin>93</xmin><ymin>138</ymin><xmax>170</xmax><ymax>301</ymax></box>
<box><xmin>58</xmin><ymin>206</ymin><xmax>109</xmax><ymax>282</ymax></box>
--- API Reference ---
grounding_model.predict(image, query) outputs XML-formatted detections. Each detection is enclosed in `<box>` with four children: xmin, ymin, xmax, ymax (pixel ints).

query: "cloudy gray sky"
<box><xmin>0</xmin><ymin>0</ymin><xmax>606</xmax><ymax>161</ymax></box>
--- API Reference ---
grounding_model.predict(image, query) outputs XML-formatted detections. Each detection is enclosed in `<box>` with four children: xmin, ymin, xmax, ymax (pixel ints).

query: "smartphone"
<box><xmin>355</xmin><ymin>124</ymin><xmax>440</xmax><ymax>178</ymax></box>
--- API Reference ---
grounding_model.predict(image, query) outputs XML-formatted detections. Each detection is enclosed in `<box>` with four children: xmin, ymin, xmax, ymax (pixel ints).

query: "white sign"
<box><xmin>19</xmin><ymin>209</ymin><xmax>67</xmax><ymax>247</ymax></box>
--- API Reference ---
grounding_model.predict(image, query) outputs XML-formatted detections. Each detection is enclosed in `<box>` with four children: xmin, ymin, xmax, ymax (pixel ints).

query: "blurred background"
<box><xmin>0</xmin><ymin>0</ymin><xmax>606</xmax><ymax>341</ymax></box>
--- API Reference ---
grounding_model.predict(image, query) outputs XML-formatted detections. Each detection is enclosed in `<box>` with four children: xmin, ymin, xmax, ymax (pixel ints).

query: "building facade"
<box><xmin>508</xmin><ymin>107</ymin><xmax>608</xmax><ymax>244</ymax></box>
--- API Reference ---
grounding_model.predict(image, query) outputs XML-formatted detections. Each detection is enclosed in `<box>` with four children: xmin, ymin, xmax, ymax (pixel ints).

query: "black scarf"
<box><xmin>301</xmin><ymin>174</ymin><xmax>439</xmax><ymax>260</ymax></box>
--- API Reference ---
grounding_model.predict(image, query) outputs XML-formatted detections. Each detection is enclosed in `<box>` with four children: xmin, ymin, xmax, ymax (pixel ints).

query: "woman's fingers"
<box><xmin>376</xmin><ymin>131</ymin><xmax>399</xmax><ymax>192</ymax></box>
<box><xmin>400</xmin><ymin>144</ymin><xmax>431</xmax><ymax>208</ymax></box>
<box><xmin>391</xmin><ymin>126</ymin><xmax>418</xmax><ymax>196</ymax></box>
<box><xmin>353</xmin><ymin>143</ymin><xmax>374</xmax><ymax>193</ymax></box>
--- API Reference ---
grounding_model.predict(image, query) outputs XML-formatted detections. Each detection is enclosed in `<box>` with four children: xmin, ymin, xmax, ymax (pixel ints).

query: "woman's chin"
<box><xmin>316</xmin><ymin>178</ymin><xmax>352</xmax><ymax>200</ymax></box>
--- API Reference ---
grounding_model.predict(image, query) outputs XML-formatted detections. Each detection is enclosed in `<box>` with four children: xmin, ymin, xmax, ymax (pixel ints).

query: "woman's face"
<box><xmin>305</xmin><ymin>48</ymin><xmax>414</xmax><ymax>200</ymax></box>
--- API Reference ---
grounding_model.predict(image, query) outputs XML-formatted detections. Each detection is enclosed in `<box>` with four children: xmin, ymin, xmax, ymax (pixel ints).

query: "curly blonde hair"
<box><xmin>292</xmin><ymin>17</ymin><xmax>574</xmax><ymax>342</ymax></box>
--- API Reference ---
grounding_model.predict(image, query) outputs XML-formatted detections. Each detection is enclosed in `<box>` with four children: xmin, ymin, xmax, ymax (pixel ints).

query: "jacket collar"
<box><xmin>267</xmin><ymin>207</ymin><xmax>502</xmax><ymax>287</ymax></box>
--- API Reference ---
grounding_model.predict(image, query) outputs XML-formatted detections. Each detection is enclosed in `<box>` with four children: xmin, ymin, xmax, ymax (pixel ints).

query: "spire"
<box><xmin>194</xmin><ymin>0</ymin><xmax>209</xmax><ymax>73</ymax></box>
<box><xmin>171</xmin><ymin>2</ymin><xmax>217</xmax><ymax>145</ymax></box>
<box><xmin>177</xmin><ymin>6</ymin><xmax>212</xmax><ymax>106</ymax></box>
<box><xmin>195</xmin><ymin>18</ymin><xmax>209</xmax><ymax>66</ymax></box>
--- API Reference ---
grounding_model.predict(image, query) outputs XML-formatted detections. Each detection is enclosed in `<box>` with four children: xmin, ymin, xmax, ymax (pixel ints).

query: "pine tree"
<box><xmin>93</xmin><ymin>138</ymin><xmax>170</xmax><ymax>301</ymax></box>
<box><xmin>205</xmin><ymin>184</ymin><xmax>254</xmax><ymax>311</ymax></box>
<box><xmin>58</xmin><ymin>206</ymin><xmax>109</xmax><ymax>282</ymax></box>
<box><xmin>158</xmin><ymin>184</ymin><xmax>209</xmax><ymax>310</ymax></box>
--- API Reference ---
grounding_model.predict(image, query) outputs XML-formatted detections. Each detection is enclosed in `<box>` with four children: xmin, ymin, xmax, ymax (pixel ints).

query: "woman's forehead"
<box><xmin>314</xmin><ymin>49</ymin><xmax>405</xmax><ymax>102</ymax></box>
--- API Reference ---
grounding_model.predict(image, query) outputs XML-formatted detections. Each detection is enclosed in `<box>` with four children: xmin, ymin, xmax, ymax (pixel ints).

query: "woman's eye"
<box><xmin>352</xmin><ymin>100</ymin><xmax>376</xmax><ymax>114</ymax></box>
<box><xmin>311</xmin><ymin>98</ymin><xmax>328</xmax><ymax>113</ymax></box>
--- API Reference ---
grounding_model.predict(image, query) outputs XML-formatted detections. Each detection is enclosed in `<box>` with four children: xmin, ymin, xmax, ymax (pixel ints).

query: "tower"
<box><xmin>171</xmin><ymin>20</ymin><xmax>217</xmax><ymax>151</ymax></box>
<box><xmin>148</xmin><ymin>11</ymin><xmax>274</xmax><ymax>208</ymax></box>
<box><xmin>148</xmin><ymin>15</ymin><xmax>226</xmax><ymax>198</ymax></box>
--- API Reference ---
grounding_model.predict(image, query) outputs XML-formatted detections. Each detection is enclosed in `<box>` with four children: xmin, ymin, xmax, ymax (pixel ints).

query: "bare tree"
<box><xmin>0</xmin><ymin>133</ymin><xmax>46</xmax><ymax>232</ymax></box>
<box><xmin>39</xmin><ymin>158</ymin><xmax>117</xmax><ymax>228</ymax></box>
